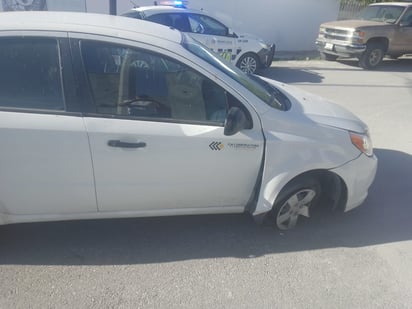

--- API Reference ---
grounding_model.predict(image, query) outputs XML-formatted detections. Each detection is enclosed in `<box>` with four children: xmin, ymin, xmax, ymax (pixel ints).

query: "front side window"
<box><xmin>400</xmin><ymin>8</ymin><xmax>412</xmax><ymax>26</ymax></box>
<box><xmin>0</xmin><ymin>38</ymin><xmax>64</xmax><ymax>110</ymax></box>
<box><xmin>81</xmin><ymin>41</ymin><xmax>229</xmax><ymax>124</ymax></box>
<box><xmin>188</xmin><ymin>14</ymin><xmax>228</xmax><ymax>36</ymax></box>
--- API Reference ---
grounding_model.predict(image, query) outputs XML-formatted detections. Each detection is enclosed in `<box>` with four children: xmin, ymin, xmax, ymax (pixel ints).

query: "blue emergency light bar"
<box><xmin>155</xmin><ymin>0</ymin><xmax>188</xmax><ymax>8</ymax></box>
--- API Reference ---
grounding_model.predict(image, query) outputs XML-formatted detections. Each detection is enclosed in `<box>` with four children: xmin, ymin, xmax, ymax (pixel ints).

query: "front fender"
<box><xmin>252</xmin><ymin>128</ymin><xmax>359</xmax><ymax>216</ymax></box>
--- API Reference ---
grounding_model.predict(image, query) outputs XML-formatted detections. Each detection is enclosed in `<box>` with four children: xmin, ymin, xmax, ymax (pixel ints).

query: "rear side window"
<box><xmin>147</xmin><ymin>13</ymin><xmax>191</xmax><ymax>32</ymax></box>
<box><xmin>0</xmin><ymin>38</ymin><xmax>64</xmax><ymax>110</ymax></box>
<box><xmin>121</xmin><ymin>11</ymin><xmax>143</xmax><ymax>19</ymax></box>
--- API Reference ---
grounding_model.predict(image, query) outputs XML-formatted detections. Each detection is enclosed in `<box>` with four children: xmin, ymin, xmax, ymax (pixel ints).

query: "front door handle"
<box><xmin>107</xmin><ymin>140</ymin><xmax>146</xmax><ymax>148</ymax></box>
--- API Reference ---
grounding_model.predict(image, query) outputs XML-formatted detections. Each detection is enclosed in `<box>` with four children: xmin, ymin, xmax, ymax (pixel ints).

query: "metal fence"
<box><xmin>338</xmin><ymin>0</ymin><xmax>368</xmax><ymax>20</ymax></box>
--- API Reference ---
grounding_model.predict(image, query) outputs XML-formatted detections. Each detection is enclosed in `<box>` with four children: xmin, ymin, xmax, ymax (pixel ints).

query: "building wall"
<box><xmin>0</xmin><ymin>0</ymin><xmax>340</xmax><ymax>51</ymax></box>
<box><xmin>91</xmin><ymin>0</ymin><xmax>340</xmax><ymax>51</ymax></box>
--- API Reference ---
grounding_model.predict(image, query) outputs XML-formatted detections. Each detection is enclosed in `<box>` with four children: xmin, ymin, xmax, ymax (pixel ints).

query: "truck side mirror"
<box><xmin>224</xmin><ymin>107</ymin><xmax>250</xmax><ymax>136</ymax></box>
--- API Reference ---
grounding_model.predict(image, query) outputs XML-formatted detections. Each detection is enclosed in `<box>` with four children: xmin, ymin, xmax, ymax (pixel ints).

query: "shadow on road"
<box><xmin>0</xmin><ymin>148</ymin><xmax>411</xmax><ymax>265</ymax></box>
<box><xmin>264</xmin><ymin>57</ymin><xmax>412</xmax><ymax>82</ymax></box>
<box><xmin>338</xmin><ymin>57</ymin><xmax>412</xmax><ymax>72</ymax></box>
<box><xmin>263</xmin><ymin>66</ymin><xmax>324</xmax><ymax>84</ymax></box>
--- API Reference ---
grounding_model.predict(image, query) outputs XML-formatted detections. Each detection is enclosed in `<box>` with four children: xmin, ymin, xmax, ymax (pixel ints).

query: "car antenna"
<box><xmin>154</xmin><ymin>1</ymin><xmax>158</xmax><ymax>5</ymax></box>
<box><xmin>130</xmin><ymin>1</ymin><xmax>138</xmax><ymax>8</ymax></box>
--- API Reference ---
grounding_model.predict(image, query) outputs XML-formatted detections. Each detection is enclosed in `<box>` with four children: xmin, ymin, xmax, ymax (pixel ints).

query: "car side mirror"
<box><xmin>228</xmin><ymin>28</ymin><xmax>238</xmax><ymax>38</ymax></box>
<box><xmin>224</xmin><ymin>107</ymin><xmax>249</xmax><ymax>136</ymax></box>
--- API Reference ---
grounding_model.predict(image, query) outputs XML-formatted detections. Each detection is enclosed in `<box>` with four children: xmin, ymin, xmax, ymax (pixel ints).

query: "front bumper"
<box><xmin>316</xmin><ymin>39</ymin><xmax>366</xmax><ymax>58</ymax></box>
<box><xmin>330</xmin><ymin>153</ymin><xmax>378</xmax><ymax>212</ymax></box>
<box><xmin>258</xmin><ymin>44</ymin><xmax>275</xmax><ymax>67</ymax></box>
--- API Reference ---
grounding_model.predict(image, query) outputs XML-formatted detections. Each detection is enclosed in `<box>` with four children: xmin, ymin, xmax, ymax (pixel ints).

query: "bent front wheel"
<box><xmin>271</xmin><ymin>176</ymin><xmax>321</xmax><ymax>230</ymax></box>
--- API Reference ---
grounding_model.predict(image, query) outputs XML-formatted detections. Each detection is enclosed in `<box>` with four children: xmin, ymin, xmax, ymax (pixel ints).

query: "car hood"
<box><xmin>320</xmin><ymin>19</ymin><xmax>388</xmax><ymax>30</ymax></box>
<box><xmin>261</xmin><ymin>77</ymin><xmax>368</xmax><ymax>133</ymax></box>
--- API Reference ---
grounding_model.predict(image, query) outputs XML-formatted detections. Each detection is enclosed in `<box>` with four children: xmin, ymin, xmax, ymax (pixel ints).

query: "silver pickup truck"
<box><xmin>316</xmin><ymin>2</ymin><xmax>412</xmax><ymax>69</ymax></box>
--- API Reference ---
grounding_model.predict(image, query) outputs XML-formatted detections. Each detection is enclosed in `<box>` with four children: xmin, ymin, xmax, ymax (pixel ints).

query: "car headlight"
<box><xmin>350</xmin><ymin>131</ymin><xmax>373</xmax><ymax>157</ymax></box>
<box><xmin>351</xmin><ymin>30</ymin><xmax>365</xmax><ymax>44</ymax></box>
<box><xmin>259</xmin><ymin>41</ymin><xmax>269</xmax><ymax>49</ymax></box>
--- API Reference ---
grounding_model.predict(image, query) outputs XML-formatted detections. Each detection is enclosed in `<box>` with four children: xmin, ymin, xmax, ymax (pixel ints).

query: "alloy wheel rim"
<box><xmin>369</xmin><ymin>49</ymin><xmax>383</xmax><ymax>66</ymax></box>
<box><xmin>276</xmin><ymin>189</ymin><xmax>316</xmax><ymax>230</ymax></box>
<box><xmin>240</xmin><ymin>57</ymin><xmax>257</xmax><ymax>74</ymax></box>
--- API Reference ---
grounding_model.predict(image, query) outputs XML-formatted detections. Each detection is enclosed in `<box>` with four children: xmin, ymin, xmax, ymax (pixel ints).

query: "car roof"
<box><xmin>0</xmin><ymin>11</ymin><xmax>182</xmax><ymax>43</ymax></box>
<box><xmin>127</xmin><ymin>5</ymin><xmax>202</xmax><ymax>16</ymax></box>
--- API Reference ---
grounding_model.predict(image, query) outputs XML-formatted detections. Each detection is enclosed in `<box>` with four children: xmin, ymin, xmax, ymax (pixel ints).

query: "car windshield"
<box><xmin>182</xmin><ymin>34</ymin><xmax>289</xmax><ymax>111</ymax></box>
<box><xmin>360</xmin><ymin>5</ymin><xmax>405</xmax><ymax>23</ymax></box>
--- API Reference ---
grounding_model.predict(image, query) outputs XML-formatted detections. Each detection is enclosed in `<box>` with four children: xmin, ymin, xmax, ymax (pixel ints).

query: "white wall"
<box><xmin>1</xmin><ymin>0</ymin><xmax>339</xmax><ymax>51</ymax></box>
<box><xmin>111</xmin><ymin>0</ymin><xmax>340</xmax><ymax>51</ymax></box>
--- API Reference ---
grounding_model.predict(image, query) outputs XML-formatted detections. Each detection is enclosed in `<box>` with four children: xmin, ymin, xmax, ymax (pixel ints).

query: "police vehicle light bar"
<box><xmin>155</xmin><ymin>1</ymin><xmax>188</xmax><ymax>8</ymax></box>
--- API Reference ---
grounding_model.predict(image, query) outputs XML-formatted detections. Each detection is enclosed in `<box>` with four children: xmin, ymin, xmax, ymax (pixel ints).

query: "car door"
<box><xmin>0</xmin><ymin>35</ymin><xmax>97</xmax><ymax>216</ymax></box>
<box><xmin>186</xmin><ymin>13</ymin><xmax>239</xmax><ymax>63</ymax></box>
<box><xmin>75</xmin><ymin>38</ymin><xmax>264</xmax><ymax>213</ymax></box>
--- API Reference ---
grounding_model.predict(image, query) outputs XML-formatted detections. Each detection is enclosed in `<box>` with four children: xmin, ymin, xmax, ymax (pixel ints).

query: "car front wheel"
<box><xmin>270</xmin><ymin>176</ymin><xmax>321</xmax><ymax>230</ymax></box>
<box><xmin>237</xmin><ymin>53</ymin><xmax>260</xmax><ymax>74</ymax></box>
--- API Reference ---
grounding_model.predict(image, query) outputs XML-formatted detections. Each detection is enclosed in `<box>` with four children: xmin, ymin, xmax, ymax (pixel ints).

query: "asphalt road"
<box><xmin>1</xmin><ymin>57</ymin><xmax>412</xmax><ymax>309</ymax></box>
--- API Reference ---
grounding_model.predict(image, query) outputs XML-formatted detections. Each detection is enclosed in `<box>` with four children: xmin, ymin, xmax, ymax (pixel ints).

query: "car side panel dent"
<box><xmin>252</xmin><ymin>127</ymin><xmax>359</xmax><ymax>216</ymax></box>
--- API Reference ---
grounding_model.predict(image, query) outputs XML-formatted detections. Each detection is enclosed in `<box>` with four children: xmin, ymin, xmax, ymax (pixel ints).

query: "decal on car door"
<box><xmin>212</xmin><ymin>48</ymin><xmax>243</xmax><ymax>61</ymax></box>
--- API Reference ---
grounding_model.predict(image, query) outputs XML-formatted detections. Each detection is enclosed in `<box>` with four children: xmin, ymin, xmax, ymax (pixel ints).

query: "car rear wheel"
<box><xmin>359</xmin><ymin>43</ymin><xmax>385</xmax><ymax>69</ymax></box>
<box><xmin>270</xmin><ymin>176</ymin><xmax>321</xmax><ymax>230</ymax></box>
<box><xmin>237</xmin><ymin>53</ymin><xmax>259</xmax><ymax>74</ymax></box>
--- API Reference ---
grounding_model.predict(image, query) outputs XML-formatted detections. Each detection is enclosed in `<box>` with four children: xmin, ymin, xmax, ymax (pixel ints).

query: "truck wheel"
<box><xmin>270</xmin><ymin>176</ymin><xmax>321</xmax><ymax>230</ymax></box>
<box><xmin>320</xmin><ymin>52</ymin><xmax>338</xmax><ymax>61</ymax></box>
<box><xmin>359</xmin><ymin>43</ymin><xmax>385</xmax><ymax>69</ymax></box>
<box><xmin>237</xmin><ymin>53</ymin><xmax>259</xmax><ymax>74</ymax></box>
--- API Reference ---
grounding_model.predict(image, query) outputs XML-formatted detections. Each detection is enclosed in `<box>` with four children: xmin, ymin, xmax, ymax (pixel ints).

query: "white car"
<box><xmin>121</xmin><ymin>4</ymin><xmax>275</xmax><ymax>74</ymax></box>
<box><xmin>0</xmin><ymin>11</ymin><xmax>377</xmax><ymax>230</ymax></box>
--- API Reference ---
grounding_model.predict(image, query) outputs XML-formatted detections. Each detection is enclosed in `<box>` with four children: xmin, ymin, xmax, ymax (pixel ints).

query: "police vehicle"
<box><xmin>121</xmin><ymin>1</ymin><xmax>275</xmax><ymax>74</ymax></box>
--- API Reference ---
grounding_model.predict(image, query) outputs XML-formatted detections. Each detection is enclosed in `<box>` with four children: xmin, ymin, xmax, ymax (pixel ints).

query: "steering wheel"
<box><xmin>120</xmin><ymin>97</ymin><xmax>170</xmax><ymax>117</ymax></box>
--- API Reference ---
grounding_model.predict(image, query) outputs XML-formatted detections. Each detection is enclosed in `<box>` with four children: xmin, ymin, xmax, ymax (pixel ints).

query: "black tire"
<box><xmin>359</xmin><ymin>43</ymin><xmax>385</xmax><ymax>69</ymax></box>
<box><xmin>270</xmin><ymin>176</ymin><xmax>321</xmax><ymax>230</ymax></box>
<box><xmin>237</xmin><ymin>53</ymin><xmax>260</xmax><ymax>74</ymax></box>
<box><xmin>320</xmin><ymin>52</ymin><xmax>338</xmax><ymax>61</ymax></box>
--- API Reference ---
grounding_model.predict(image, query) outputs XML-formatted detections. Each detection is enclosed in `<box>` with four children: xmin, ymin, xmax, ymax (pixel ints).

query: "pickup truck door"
<box><xmin>77</xmin><ymin>39</ymin><xmax>264</xmax><ymax>213</ymax></box>
<box><xmin>393</xmin><ymin>8</ymin><xmax>412</xmax><ymax>53</ymax></box>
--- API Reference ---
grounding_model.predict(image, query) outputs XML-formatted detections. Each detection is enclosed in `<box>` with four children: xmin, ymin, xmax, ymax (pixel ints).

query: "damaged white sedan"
<box><xmin>0</xmin><ymin>11</ymin><xmax>377</xmax><ymax>230</ymax></box>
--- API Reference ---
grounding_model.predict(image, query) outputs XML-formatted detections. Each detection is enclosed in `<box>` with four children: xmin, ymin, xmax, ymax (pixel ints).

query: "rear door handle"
<box><xmin>107</xmin><ymin>140</ymin><xmax>146</xmax><ymax>148</ymax></box>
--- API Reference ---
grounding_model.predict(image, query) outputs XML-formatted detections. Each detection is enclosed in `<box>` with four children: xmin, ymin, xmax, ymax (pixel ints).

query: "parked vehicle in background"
<box><xmin>121</xmin><ymin>2</ymin><xmax>275</xmax><ymax>74</ymax></box>
<box><xmin>0</xmin><ymin>11</ymin><xmax>376</xmax><ymax>230</ymax></box>
<box><xmin>316</xmin><ymin>2</ymin><xmax>412</xmax><ymax>69</ymax></box>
